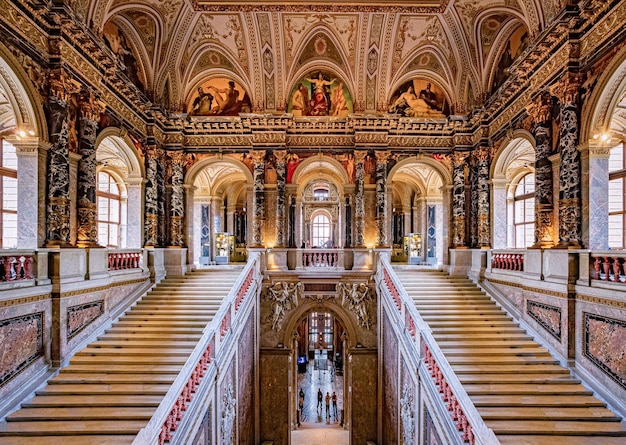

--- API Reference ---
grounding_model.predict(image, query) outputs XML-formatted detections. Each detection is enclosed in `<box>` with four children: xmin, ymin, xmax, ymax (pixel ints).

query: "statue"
<box><xmin>265</xmin><ymin>281</ymin><xmax>303</xmax><ymax>331</ymax></box>
<box><xmin>337</xmin><ymin>282</ymin><xmax>373</xmax><ymax>329</ymax></box>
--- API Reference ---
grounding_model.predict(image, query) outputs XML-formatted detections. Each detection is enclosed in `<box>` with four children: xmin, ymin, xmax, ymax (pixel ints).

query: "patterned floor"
<box><xmin>292</xmin><ymin>356</ymin><xmax>348</xmax><ymax>444</ymax></box>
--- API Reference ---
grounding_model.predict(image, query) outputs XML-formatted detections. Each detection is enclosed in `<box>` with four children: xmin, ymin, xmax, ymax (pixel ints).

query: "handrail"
<box><xmin>132</xmin><ymin>252</ymin><xmax>261</xmax><ymax>445</ymax></box>
<box><xmin>377</xmin><ymin>253</ymin><xmax>500</xmax><ymax>445</ymax></box>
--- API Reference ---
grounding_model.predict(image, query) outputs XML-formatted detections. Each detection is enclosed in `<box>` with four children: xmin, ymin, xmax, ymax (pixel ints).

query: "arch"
<box><xmin>291</xmin><ymin>155</ymin><xmax>350</xmax><ymax>193</ymax></box>
<box><xmin>280</xmin><ymin>299</ymin><xmax>359</xmax><ymax>350</ymax></box>
<box><xmin>186</xmin><ymin>156</ymin><xmax>253</xmax><ymax>190</ymax></box>
<box><xmin>491</xmin><ymin>130</ymin><xmax>535</xmax><ymax>179</ymax></box>
<box><xmin>95</xmin><ymin>127</ymin><xmax>144</xmax><ymax>179</ymax></box>
<box><xmin>390</xmin><ymin>45</ymin><xmax>455</xmax><ymax>98</ymax></box>
<box><xmin>287</xmin><ymin>62</ymin><xmax>356</xmax><ymax>111</ymax></box>
<box><xmin>388</xmin><ymin>155</ymin><xmax>452</xmax><ymax>187</ymax></box>
<box><xmin>0</xmin><ymin>43</ymin><xmax>46</xmax><ymax>140</ymax></box>
<box><xmin>580</xmin><ymin>44</ymin><xmax>626</xmax><ymax>142</ymax></box>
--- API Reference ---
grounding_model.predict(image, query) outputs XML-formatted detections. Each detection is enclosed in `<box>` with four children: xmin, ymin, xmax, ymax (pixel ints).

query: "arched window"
<box><xmin>0</xmin><ymin>139</ymin><xmax>17</xmax><ymax>248</ymax></box>
<box><xmin>609</xmin><ymin>142</ymin><xmax>626</xmax><ymax>249</ymax></box>
<box><xmin>513</xmin><ymin>173</ymin><xmax>534</xmax><ymax>248</ymax></box>
<box><xmin>97</xmin><ymin>171</ymin><xmax>121</xmax><ymax>247</ymax></box>
<box><xmin>311</xmin><ymin>213</ymin><xmax>331</xmax><ymax>247</ymax></box>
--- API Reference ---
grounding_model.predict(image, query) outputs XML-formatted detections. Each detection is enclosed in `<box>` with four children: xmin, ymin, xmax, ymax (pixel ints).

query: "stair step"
<box><xmin>60</xmin><ymin>364</ymin><xmax>182</xmax><ymax>374</ymax></box>
<box><xmin>451</xmin><ymin>364</ymin><xmax>570</xmax><ymax>374</ymax></box>
<box><xmin>69</xmin><ymin>355</ymin><xmax>187</xmax><ymax>365</ymax></box>
<box><xmin>498</xmin><ymin>435</ymin><xmax>626</xmax><ymax>445</ymax></box>
<box><xmin>470</xmin><ymin>394</ymin><xmax>606</xmax><ymax>407</ymax></box>
<box><xmin>6</xmin><ymin>407</ymin><xmax>155</xmax><ymax>421</ymax></box>
<box><xmin>0</xmin><ymin>420</ymin><xmax>145</xmax><ymax>435</ymax></box>
<box><xmin>22</xmin><ymin>394</ymin><xmax>163</xmax><ymax>407</ymax></box>
<box><xmin>37</xmin><ymin>383</ymin><xmax>169</xmax><ymax>395</ymax></box>
<box><xmin>0</xmin><ymin>435</ymin><xmax>136</xmax><ymax>444</ymax></box>
<box><xmin>457</xmin><ymin>373</ymin><xmax>576</xmax><ymax>384</ymax></box>
<box><xmin>478</xmin><ymin>406</ymin><xmax>622</xmax><ymax>421</ymax></box>
<box><xmin>440</xmin><ymin>347</ymin><xmax>551</xmax><ymax>356</ymax></box>
<box><xmin>487</xmin><ymin>420</ymin><xmax>626</xmax><ymax>435</ymax></box>
<box><xmin>89</xmin><ymin>340</ymin><xmax>199</xmax><ymax>348</ymax></box>
<box><xmin>76</xmin><ymin>347</ymin><xmax>192</xmax><ymax>356</ymax></box>
<box><xmin>50</xmin><ymin>373</ymin><xmax>177</xmax><ymax>384</ymax></box>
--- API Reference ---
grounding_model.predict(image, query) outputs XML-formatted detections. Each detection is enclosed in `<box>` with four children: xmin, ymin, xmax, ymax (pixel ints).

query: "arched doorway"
<box><xmin>291</xmin><ymin>309</ymin><xmax>350</xmax><ymax>444</ymax></box>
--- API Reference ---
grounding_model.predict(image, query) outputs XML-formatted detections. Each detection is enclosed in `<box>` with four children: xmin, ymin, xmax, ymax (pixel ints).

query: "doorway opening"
<box><xmin>292</xmin><ymin>311</ymin><xmax>349</xmax><ymax>444</ymax></box>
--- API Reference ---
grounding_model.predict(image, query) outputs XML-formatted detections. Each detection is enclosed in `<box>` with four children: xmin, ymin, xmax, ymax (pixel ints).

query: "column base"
<box><xmin>45</xmin><ymin>240</ymin><xmax>75</xmax><ymax>248</ymax></box>
<box><xmin>76</xmin><ymin>240</ymin><xmax>103</xmax><ymax>248</ymax></box>
<box><xmin>529</xmin><ymin>241</ymin><xmax>554</xmax><ymax>249</ymax></box>
<box><xmin>555</xmin><ymin>241</ymin><xmax>582</xmax><ymax>250</ymax></box>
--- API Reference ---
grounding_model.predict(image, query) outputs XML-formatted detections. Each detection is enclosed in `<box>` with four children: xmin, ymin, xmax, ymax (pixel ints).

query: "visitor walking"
<box><xmin>317</xmin><ymin>388</ymin><xmax>323</xmax><ymax>414</ymax></box>
<box><xmin>325</xmin><ymin>391</ymin><xmax>331</xmax><ymax>420</ymax></box>
<box><xmin>332</xmin><ymin>391</ymin><xmax>338</xmax><ymax>420</ymax></box>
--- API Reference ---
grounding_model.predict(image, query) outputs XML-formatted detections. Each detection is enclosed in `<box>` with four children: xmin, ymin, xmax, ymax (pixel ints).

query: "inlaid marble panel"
<box><xmin>382</xmin><ymin>309</ymin><xmax>398</xmax><ymax>444</ymax></box>
<box><xmin>238</xmin><ymin>311</ymin><xmax>255</xmax><ymax>444</ymax></box>
<box><xmin>67</xmin><ymin>301</ymin><xmax>103</xmax><ymax>340</ymax></box>
<box><xmin>0</xmin><ymin>312</ymin><xmax>43</xmax><ymax>386</ymax></box>
<box><xmin>527</xmin><ymin>300</ymin><xmax>562</xmax><ymax>341</ymax></box>
<box><xmin>583</xmin><ymin>313</ymin><xmax>626</xmax><ymax>389</ymax></box>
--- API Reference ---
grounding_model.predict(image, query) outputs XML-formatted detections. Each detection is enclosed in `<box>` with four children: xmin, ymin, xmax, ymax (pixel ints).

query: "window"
<box><xmin>513</xmin><ymin>173</ymin><xmax>534</xmax><ymax>248</ymax></box>
<box><xmin>311</xmin><ymin>213</ymin><xmax>331</xmax><ymax>247</ymax></box>
<box><xmin>97</xmin><ymin>171</ymin><xmax>121</xmax><ymax>247</ymax></box>
<box><xmin>609</xmin><ymin>142</ymin><xmax>626</xmax><ymax>249</ymax></box>
<box><xmin>313</xmin><ymin>188</ymin><xmax>329</xmax><ymax>201</ymax></box>
<box><xmin>0</xmin><ymin>139</ymin><xmax>17</xmax><ymax>248</ymax></box>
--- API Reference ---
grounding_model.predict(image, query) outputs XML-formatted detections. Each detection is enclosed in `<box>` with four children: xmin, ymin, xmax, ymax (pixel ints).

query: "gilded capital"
<box><xmin>274</xmin><ymin>149</ymin><xmax>287</xmax><ymax>164</ymax></box>
<box><xmin>251</xmin><ymin>150</ymin><xmax>266</xmax><ymax>164</ymax></box>
<box><xmin>79</xmin><ymin>93</ymin><xmax>105</xmax><ymax>122</ymax></box>
<box><xmin>525</xmin><ymin>91</ymin><xmax>552</xmax><ymax>124</ymax></box>
<box><xmin>550</xmin><ymin>72</ymin><xmax>583</xmax><ymax>104</ymax></box>
<box><xmin>354</xmin><ymin>150</ymin><xmax>368</xmax><ymax>164</ymax></box>
<box><xmin>48</xmin><ymin>70</ymin><xmax>80</xmax><ymax>103</ymax></box>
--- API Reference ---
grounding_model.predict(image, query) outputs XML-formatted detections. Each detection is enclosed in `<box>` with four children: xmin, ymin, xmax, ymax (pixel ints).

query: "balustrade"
<box><xmin>0</xmin><ymin>254</ymin><xmax>34</xmax><ymax>282</ymax></box>
<box><xmin>591</xmin><ymin>255</ymin><xmax>626</xmax><ymax>283</ymax></box>
<box><xmin>108</xmin><ymin>251</ymin><xmax>142</xmax><ymax>271</ymax></box>
<box><xmin>301</xmin><ymin>249</ymin><xmax>339</xmax><ymax>267</ymax></box>
<box><xmin>491</xmin><ymin>252</ymin><xmax>524</xmax><ymax>272</ymax></box>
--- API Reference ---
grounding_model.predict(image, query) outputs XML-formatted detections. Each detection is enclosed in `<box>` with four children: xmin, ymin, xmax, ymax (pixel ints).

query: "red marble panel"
<box><xmin>382</xmin><ymin>309</ymin><xmax>398</xmax><ymax>444</ymax></box>
<box><xmin>67</xmin><ymin>301</ymin><xmax>104</xmax><ymax>340</ymax></box>
<box><xmin>238</xmin><ymin>311</ymin><xmax>255</xmax><ymax>445</ymax></box>
<box><xmin>584</xmin><ymin>313</ymin><xmax>626</xmax><ymax>389</ymax></box>
<box><xmin>527</xmin><ymin>300</ymin><xmax>562</xmax><ymax>341</ymax></box>
<box><xmin>0</xmin><ymin>313</ymin><xmax>43</xmax><ymax>386</ymax></box>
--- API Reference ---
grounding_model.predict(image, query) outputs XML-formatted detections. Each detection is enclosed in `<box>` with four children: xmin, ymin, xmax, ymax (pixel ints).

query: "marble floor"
<box><xmin>292</xmin><ymin>354</ymin><xmax>349</xmax><ymax>444</ymax></box>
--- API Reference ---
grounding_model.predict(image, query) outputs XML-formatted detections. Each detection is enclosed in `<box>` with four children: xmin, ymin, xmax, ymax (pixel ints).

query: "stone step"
<box><xmin>50</xmin><ymin>373</ymin><xmax>177</xmax><ymax>385</ymax></box>
<box><xmin>438</xmin><ymin>340</ymin><xmax>540</xmax><ymax>349</ymax></box>
<box><xmin>37</xmin><ymin>383</ymin><xmax>169</xmax><ymax>395</ymax></box>
<box><xmin>120</xmin><ymin>314</ymin><xmax>213</xmax><ymax>322</ymax></box>
<box><xmin>113</xmin><ymin>320</ymin><xmax>208</xmax><ymax>327</ymax></box>
<box><xmin>104</xmin><ymin>326</ymin><xmax>204</xmax><ymax>334</ymax></box>
<box><xmin>486</xmin><ymin>420</ymin><xmax>626</xmax><ymax>435</ymax></box>
<box><xmin>69</xmin><ymin>355</ymin><xmax>187</xmax><ymax>365</ymax></box>
<box><xmin>431</xmin><ymin>326</ymin><xmax>525</xmax><ymax>334</ymax></box>
<box><xmin>60</xmin><ymin>364</ymin><xmax>182</xmax><ymax>374</ymax></box>
<box><xmin>89</xmin><ymin>340</ymin><xmax>199</xmax><ymax>348</ymax></box>
<box><xmin>22</xmin><ymin>394</ymin><xmax>163</xmax><ymax>407</ymax></box>
<box><xmin>420</xmin><ymin>314</ymin><xmax>513</xmax><ymax>322</ymax></box>
<box><xmin>6</xmin><ymin>407</ymin><xmax>155</xmax><ymax>421</ymax></box>
<box><xmin>498</xmin><ymin>436</ymin><xmax>626</xmax><ymax>445</ymax></box>
<box><xmin>440</xmin><ymin>347</ymin><xmax>551</xmax><ymax>356</ymax></box>
<box><xmin>478</xmin><ymin>406</ymin><xmax>622</xmax><ymax>421</ymax></box>
<box><xmin>436</xmin><ymin>333</ymin><xmax>532</xmax><ymax>341</ymax></box>
<box><xmin>451</xmin><ymin>364</ymin><xmax>570</xmax><ymax>374</ymax></box>
<box><xmin>463</xmin><ymin>383</ymin><xmax>593</xmax><ymax>396</ymax></box>
<box><xmin>426</xmin><ymin>320</ymin><xmax>516</xmax><ymax>327</ymax></box>
<box><xmin>98</xmin><ymin>333</ymin><xmax>201</xmax><ymax>341</ymax></box>
<box><xmin>75</xmin><ymin>347</ymin><xmax>192</xmax><ymax>356</ymax></box>
<box><xmin>0</xmin><ymin>420</ymin><xmax>145</xmax><ymax>436</ymax></box>
<box><xmin>447</xmin><ymin>356</ymin><xmax>560</xmax><ymax>365</ymax></box>
<box><xmin>457</xmin><ymin>373</ymin><xmax>575</xmax><ymax>384</ymax></box>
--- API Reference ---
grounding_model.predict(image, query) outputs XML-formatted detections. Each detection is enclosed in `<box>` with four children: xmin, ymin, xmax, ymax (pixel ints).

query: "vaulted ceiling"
<box><xmin>77</xmin><ymin>0</ymin><xmax>557</xmax><ymax>115</ymax></box>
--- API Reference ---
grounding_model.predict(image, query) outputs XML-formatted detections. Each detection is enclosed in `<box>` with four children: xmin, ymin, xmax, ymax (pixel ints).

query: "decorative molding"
<box><xmin>487</xmin><ymin>279</ymin><xmax>568</xmax><ymax>299</ymax></box>
<box><xmin>58</xmin><ymin>278</ymin><xmax>147</xmax><ymax>299</ymax></box>
<box><xmin>0</xmin><ymin>293</ymin><xmax>50</xmax><ymax>308</ymax></box>
<box><xmin>577</xmin><ymin>293</ymin><xmax>626</xmax><ymax>310</ymax></box>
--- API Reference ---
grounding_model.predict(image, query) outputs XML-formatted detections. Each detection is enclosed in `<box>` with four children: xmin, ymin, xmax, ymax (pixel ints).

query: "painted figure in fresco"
<box><xmin>209</xmin><ymin>81</ymin><xmax>241</xmax><ymax>115</ymax></box>
<box><xmin>305</xmin><ymin>72</ymin><xmax>335</xmax><ymax>116</ymax></box>
<box><xmin>390</xmin><ymin>85</ymin><xmax>444</xmax><ymax>118</ymax></box>
<box><xmin>418</xmin><ymin>83</ymin><xmax>439</xmax><ymax>110</ymax></box>
<box><xmin>291</xmin><ymin>83</ymin><xmax>310</xmax><ymax>117</ymax></box>
<box><xmin>330</xmin><ymin>82</ymin><xmax>347</xmax><ymax>116</ymax></box>
<box><xmin>189</xmin><ymin>87</ymin><xmax>214</xmax><ymax>116</ymax></box>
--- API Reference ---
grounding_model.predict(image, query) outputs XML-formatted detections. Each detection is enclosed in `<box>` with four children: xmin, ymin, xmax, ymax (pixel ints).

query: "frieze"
<box><xmin>184</xmin><ymin>135</ymin><xmax>253</xmax><ymax>147</ymax></box>
<box><xmin>192</xmin><ymin>2</ymin><xmax>447</xmax><ymax>14</ymax></box>
<box><xmin>252</xmin><ymin>131</ymin><xmax>286</xmax><ymax>145</ymax></box>
<box><xmin>355</xmin><ymin>132</ymin><xmax>389</xmax><ymax>145</ymax></box>
<box><xmin>487</xmin><ymin>279</ymin><xmax>568</xmax><ymax>299</ymax></box>
<box><xmin>287</xmin><ymin>135</ymin><xmax>354</xmax><ymax>147</ymax></box>
<box><xmin>58</xmin><ymin>278</ymin><xmax>147</xmax><ymax>299</ymax></box>
<box><xmin>577</xmin><ymin>293</ymin><xmax>626</xmax><ymax>310</ymax></box>
<box><xmin>580</xmin><ymin>0</ymin><xmax>626</xmax><ymax>63</ymax></box>
<box><xmin>388</xmin><ymin>136</ymin><xmax>453</xmax><ymax>148</ymax></box>
<box><xmin>0</xmin><ymin>0</ymin><xmax>48</xmax><ymax>54</ymax></box>
<box><xmin>0</xmin><ymin>293</ymin><xmax>50</xmax><ymax>308</ymax></box>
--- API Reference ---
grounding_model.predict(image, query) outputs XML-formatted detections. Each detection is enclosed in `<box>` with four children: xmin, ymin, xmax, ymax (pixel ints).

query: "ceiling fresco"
<box><xmin>57</xmin><ymin>0</ymin><xmax>556</xmax><ymax>116</ymax></box>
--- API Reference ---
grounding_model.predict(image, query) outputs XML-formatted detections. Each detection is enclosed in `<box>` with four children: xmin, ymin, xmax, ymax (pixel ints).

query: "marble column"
<box><xmin>125</xmin><ymin>176</ymin><xmax>143</xmax><ymax>248</ymax></box>
<box><xmin>552</xmin><ymin>74</ymin><xmax>583</xmax><ymax>248</ymax></box>
<box><xmin>526</xmin><ymin>92</ymin><xmax>555</xmax><ymax>248</ymax></box>
<box><xmin>274</xmin><ymin>150</ymin><xmax>287</xmax><ymax>247</ymax></box>
<box><xmin>14</xmin><ymin>139</ymin><xmax>40</xmax><ymax>249</ymax></box>
<box><xmin>45</xmin><ymin>70</ymin><xmax>80</xmax><ymax>247</ymax></box>
<box><xmin>375</xmin><ymin>151</ymin><xmax>390</xmax><ymax>247</ymax></box>
<box><xmin>586</xmin><ymin>141</ymin><xmax>611</xmax><ymax>250</ymax></box>
<box><xmin>475</xmin><ymin>147</ymin><xmax>491</xmax><ymax>248</ymax></box>
<box><xmin>76</xmin><ymin>93</ymin><xmax>103</xmax><ymax>247</ymax></box>
<box><xmin>250</xmin><ymin>150</ymin><xmax>266</xmax><ymax>247</ymax></box>
<box><xmin>169</xmin><ymin>152</ymin><xmax>186</xmax><ymax>247</ymax></box>
<box><xmin>491</xmin><ymin>177</ymin><xmax>508</xmax><ymax>249</ymax></box>
<box><xmin>452</xmin><ymin>152</ymin><xmax>468</xmax><ymax>248</ymax></box>
<box><xmin>354</xmin><ymin>150</ymin><xmax>367</xmax><ymax>247</ymax></box>
<box><xmin>143</xmin><ymin>146</ymin><xmax>159</xmax><ymax>247</ymax></box>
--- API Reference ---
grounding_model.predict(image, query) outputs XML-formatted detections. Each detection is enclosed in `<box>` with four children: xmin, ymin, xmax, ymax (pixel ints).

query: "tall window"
<box><xmin>513</xmin><ymin>173</ymin><xmax>535</xmax><ymax>248</ymax></box>
<box><xmin>0</xmin><ymin>139</ymin><xmax>17</xmax><ymax>248</ymax></box>
<box><xmin>311</xmin><ymin>213</ymin><xmax>331</xmax><ymax>247</ymax></box>
<box><xmin>609</xmin><ymin>142</ymin><xmax>626</xmax><ymax>249</ymax></box>
<box><xmin>97</xmin><ymin>171</ymin><xmax>121</xmax><ymax>247</ymax></box>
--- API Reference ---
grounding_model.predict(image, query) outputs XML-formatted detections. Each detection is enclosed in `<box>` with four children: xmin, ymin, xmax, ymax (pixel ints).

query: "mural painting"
<box><xmin>288</xmin><ymin>72</ymin><xmax>353</xmax><ymax>117</ymax></box>
<box><xmin>389</xmin><ymin>79</ymin><xmax>449</xmax><ymax>118</ymax></box>
<box><xmin>103</xmin><ymin>22</ymin><xmax>144</xmax><ymax>91</ymax></box>
<box><xmin>188</xmin><ymin>78</ymin><xmax>251</xmax><ymax>117</ymax></box>
<box><xmin>491</xmin><ymin>25</ymin><xmax>529</xmax><ymax>92</ymax></box>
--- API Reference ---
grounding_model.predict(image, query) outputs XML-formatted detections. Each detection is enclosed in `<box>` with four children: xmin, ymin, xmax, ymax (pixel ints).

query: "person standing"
<box><xmin>317</xmin><ymin>388</ymin><xmax>323</xmax><ymax>414</ymax></box>
<box><xmin>298</xmin><ymin>388</ymin><xmax>305</xmax><ymax>426</ymax></box>
<box><xmin>331</xmin><ymin>391</ymin><xmax>338</xmax><ymax>420</ymax></box>
<box><xmin>325</xmin><ymin>392</ymin><xmax>331</xmax><ymax>420</ymax></box>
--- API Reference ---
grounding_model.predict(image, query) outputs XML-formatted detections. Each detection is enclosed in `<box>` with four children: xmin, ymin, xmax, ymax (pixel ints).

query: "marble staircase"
<box><xmin>394</xmin><ymin>269</ymin><xmax>626</xmax><ymax>445</ymax></box>
<box><xmin>0</xmin><ymin>269</ymin><xmax>241</xmax><ymax>445</ymax></box>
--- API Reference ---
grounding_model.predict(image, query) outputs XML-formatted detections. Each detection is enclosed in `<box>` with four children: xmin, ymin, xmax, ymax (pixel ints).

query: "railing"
<box><xmin>108</xmin><ymin>251</ymin><xmax>143</xmax><ymax>271</ymax></box>
<box><xmin>0</xmin><ymin>254</ymin><xmax>34</xmax><ymax>282</ymax></box>
<box><xmin>490</xmin><ymin>251</ymin><xmax>524</xmax><ymax>272</ymax></box>
<box><xmin>377</xmin><ymin>254</ymin><xmax>499</xmax><ymax>445</ymax></box>
<box><xmin>301</xmin><ymin>248</ymin><xmax>342</xmax><ymax>268</ymax></box>
<box><xmin>133</xmin><ymin>252</ymin><xmax>261</xmax><ymax>445</ymax></box>
<box><xmin>591</xmin><ymin>254</ymin><xmax>626</xmax><ymax>283</ymax></box>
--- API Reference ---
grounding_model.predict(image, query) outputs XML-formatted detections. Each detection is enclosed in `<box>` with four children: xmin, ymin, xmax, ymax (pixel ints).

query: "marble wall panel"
<box><xmin>259</xmin><ymin>350</ymin><xmax>290</xmax><ymax>444</ymax></box>
<box><xmin>219</xmin><ymin>357</ymin><xmax>236</xmax><ymax>445</ymax></box>
<box><xmin>191</xmin><ymin>407</ymin><xmax>211</xmax><ymax>445</ymax></box>
<box><xmin>238</xmin><ymin>311</ymin><xmax>255</xmax><ymax>445</ymax></box>
<box><xmin>400</xmin><ymin>356</ymin><xmax>416</xmax><ymax>445</ymax></box>
<box><xmin>583</xmin><ymin>313</ymin><xmax>626</xmax><ymax>389</ymax></box>
<box><xmin>382</xmin><ymin>309</ymin><xmax>398</xmax><ymax>444</ymax></box>
<box><xmin>423</xmin><ymin>406</ymin><xmax>444</xmax><ymax>445</ymax></box>
<box><xmin>66</xmin><ymin>300</ymin><xmax>103</xmax><ymax>340</ymax></box>
<box><xmin>0</xmin><ymin>312</ymin><xmax>43</xmax><ymax>386</ymax></box>
<box><xmin>527</xmin><ymin>300</ymin><xmax>562</xmax><ymax>341</ymax></box>
<box><xmin>350</xmin><ymin>350</ymin><xmax>378</xmax><ymax>445</ymax></box>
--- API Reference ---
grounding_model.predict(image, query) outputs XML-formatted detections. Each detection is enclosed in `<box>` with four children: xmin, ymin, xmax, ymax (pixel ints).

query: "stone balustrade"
<box><xmin>591</xmin><ymin>254</ymin><xmax>626</xmax><ymax>283</ymax></box>
<box><xmin>490</xmin><ymin>251</ymin><xmax>524</xmax><ymax>271</ymax></box>
<box><xmin>0</xmin><ymin>253</ymin><xmax>34</xmax><ymax>282</ymax></box>
<box><xmin>108</xmin><ymin>251</ymin><xmax>143</xmax><ymax>271</ymax></box>
<box><xmin>301</xmin><ymin>249</ymin><xmax>340</xmax><ymax>267</ymax></box>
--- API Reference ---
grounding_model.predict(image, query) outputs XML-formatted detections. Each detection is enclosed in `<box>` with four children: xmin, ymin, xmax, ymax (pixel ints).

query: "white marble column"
<box><xmin>584</xmin><ymin>141</ymin><xmax>611</xmax><ymax>250</ymax></box>
<box><xmin>15</xmin><ymin>138</ymin><xmax>40</xmax><ymax>249</ymax></box>
<box><xmin>491</xmin><ymin>177</ymin><xmax>508</xmax><ymax>249</ymax></box>
<box><xmin>125</xmin><ymin>176</ymin><xmax>144</xmax><ymax>248</ymax></box>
